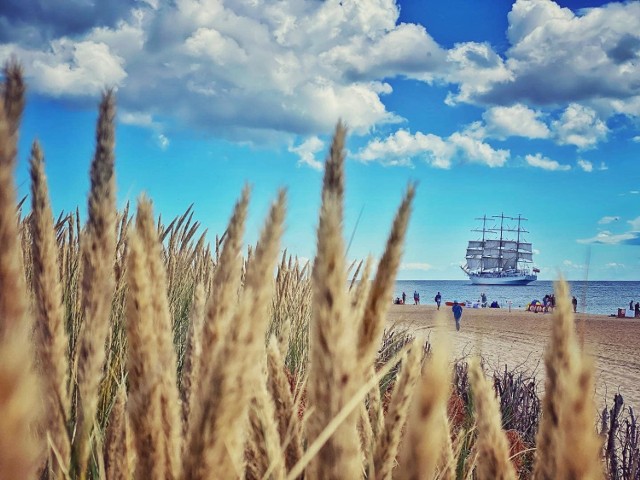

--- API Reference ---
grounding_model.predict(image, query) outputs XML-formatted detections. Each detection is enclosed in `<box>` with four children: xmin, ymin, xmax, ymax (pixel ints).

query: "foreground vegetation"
<box><xmin>0</xmin><ymin>62</ymin><xmax>638</xmax><ymax>479</ymax></box>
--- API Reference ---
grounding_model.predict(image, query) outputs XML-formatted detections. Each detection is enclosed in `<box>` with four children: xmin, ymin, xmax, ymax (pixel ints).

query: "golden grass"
<box><xmin>0</xmin><ymin>63</ymin><xmax>617</xmax><ymax>480</ymax></box>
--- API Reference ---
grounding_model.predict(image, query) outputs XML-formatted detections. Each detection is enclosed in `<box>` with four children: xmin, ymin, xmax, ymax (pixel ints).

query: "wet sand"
<box><xmin>387</xmin><ymin>304</ymin><xmax>640</xmax><ymax>410</ymax></box>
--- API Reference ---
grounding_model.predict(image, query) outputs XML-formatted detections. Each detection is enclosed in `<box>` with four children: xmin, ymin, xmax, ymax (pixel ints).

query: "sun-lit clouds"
<box><xmin>480</xmin><ymin>104</ymin><xmax>550</xmax><ymax>139</ymax></box>
<box><xmin>551</xmin><ymin>104</ymin><xmax>608</xmax><ymax>149</ymax></box>
<box><xmin>356</xmin><ymin>128</ymin><xmax>509</xmax><ymax>168</ymax></box>
<box><xmin>562</xmin><ymin>259</ymin><xmax>586</xmax><ymax>270</ymax></box>
<box><xmin>598</xmin><ymin>216</ymin><xmax>620</xmax><ymax>224</ymax></box>
<box><xmin>577</xmin><ymin>159</ymin><xmax>593</xmax><ymax>172</ymax></box>
<box><xmin>577</xmin><ymin>226</ymin><xmax>640</xmax><ymax>245</ymax></box>
<box><xmin>605</xmin><ymin>262</ymin><xmax>625</xmax><ymax>269</ymax></box>
<box><xmin>524</xmin><ymin>153</ymin><xmax>570</xmax><ymax>171</ymax></box>
<box><xmin>628</xmin><ymin>216</ymin><xmax>640</xmax><ymax>231</ymax></box>
<box><xmin>289</xmin><ymin>136</ymin><xmax>324</xmax><ymax>170</ymax></box>
<box><xmin>0</xmin><ymin>0</ymin><xmax>444</xmax><ymax>140</ymax></box>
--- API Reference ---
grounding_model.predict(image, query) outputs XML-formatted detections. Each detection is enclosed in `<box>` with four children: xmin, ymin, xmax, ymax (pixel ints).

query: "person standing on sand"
<box><xmin>635</xmin><ymin>302</ymin><xmax>640</xmax><ymax>318</ymax></box>
<box><xmin>572</xmin><ymin>296</ymin><xmax>578</xmax><ymax>313</ymax></box>
<box><xmin>402</xmin><ymin>292</ymin><xmax>406</xmax><ymax>304</ymax></box>
<box><xmin>413</xmin><ymin>290</ymin><xmax>419</xmax><ymax>305</ymax></box>
<box><xmin>435</xmin><ymin>291</ymin><xmax>442</xmax><ymax>310</ymax></box>
<box><xmin>631</xmin><ymin>300</ymin><xmax>635</xmax><ymax>311</ymax></box>
<box><xmin>452</xmin><ymin>300</ymin><xmax>463</xmax><ymax>331</ymax></box>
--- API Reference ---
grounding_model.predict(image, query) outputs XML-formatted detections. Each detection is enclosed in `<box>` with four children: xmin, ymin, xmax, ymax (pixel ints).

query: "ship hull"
<box><xmin>468</xmin><ymin>274</ymin><xmax>537</xmax><ymax>285</ymax></box>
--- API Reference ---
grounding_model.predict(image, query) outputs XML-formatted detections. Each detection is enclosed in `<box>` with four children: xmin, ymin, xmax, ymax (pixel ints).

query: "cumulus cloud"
<box><xmin>481</xmin><ymin>104</ymin><xmax>550</xmax><ymax>139</ymax></box>
<box><xmin>577</xmin><ymin>159</ymin><xmax>593</xmax><ymax>172</ymax></box>
<box><xmin>551</xmin><ymin>104</ymin><xmax>608</xmax><ymax>149</ymax></box>
<box><xmin>356</xmin><ymin>129</ymin><xmax>509</xmax><ymax>168</ymax></box>
<box><xmin>524</xmin><ymin>153</ymin><xmax>570</xmax><ymax>171</ymax></box>
<box><xmin>156</xmin><ymin>133</ymin><xmax>169</xmax><ymax>150</ymax></box>
<box><xmin>0</xmin><ymin>0</ymin><xmax>447</xmax><ymax>140</ymax></box>
<box><xmin>289</xmin><ymin>136</ymin><xmax>324</xmax><ymax>170</ymax></box>
<box><xmin>598</xmin><ymin>216</ymin><xmax>620</xmax><ymax>224</ymax></box>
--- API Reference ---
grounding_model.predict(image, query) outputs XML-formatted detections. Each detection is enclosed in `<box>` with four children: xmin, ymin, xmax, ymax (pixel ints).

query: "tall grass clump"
<box><xmin>0</xmin><ymin>60</ymin><xmax>633</xmax><ymax>480</ymax></box>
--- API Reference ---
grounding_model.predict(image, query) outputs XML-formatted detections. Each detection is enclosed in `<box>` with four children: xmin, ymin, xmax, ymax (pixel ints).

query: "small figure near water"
<box><xmin>402</xmin><ymin>291</ymin><xmax>406</xmax><ymax>304</ymax></box>
<box><xmin>434</xmin><ymin>291</ymin><xmax>442</xmax><ymax>310</ymax></box>
<box><xmin>631</xmin><ymin>300</ymin><xmax>635</xmax><ymax>311</ymax></box>
<box><xmin>452</xmin><ymin>300</ymin><xmax>463</xmax><ymax>331</ymax></box>
<box><xmin>481</xmin><ymin>292</ymin><xmax>487</xmax><ymax>308</ymax></box>
<box><xmin>635</xmin><ymin>302</ymin><xmax>640</xmax><ymax>318</ymax></box>
<box><xmin>413</xmin><ymin>290</ymin><xmax>420</xmax><ymax>305</ymax></box>
<box><xmin>572</xmin><ymin>296</ymin><xmax>578</xmax><ymax>313</ymax></box>
<box><xmin>490</xmin><ymin>300</ymin><xmax>500</xmax><ymax>308</ymax></box>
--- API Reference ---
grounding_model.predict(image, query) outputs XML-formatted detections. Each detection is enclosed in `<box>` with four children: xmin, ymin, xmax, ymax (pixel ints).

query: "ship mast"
<box><xmin>473</xmin><ymin>215</ymin><xmax>488</xmax><ymax>272</ymax></box>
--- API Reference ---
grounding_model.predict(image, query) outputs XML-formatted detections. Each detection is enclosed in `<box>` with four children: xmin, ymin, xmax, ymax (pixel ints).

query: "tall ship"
<box><xmin>461</xmin><ymin>214</ymin><xmax>539</xmax><ymax>285</ymax></box>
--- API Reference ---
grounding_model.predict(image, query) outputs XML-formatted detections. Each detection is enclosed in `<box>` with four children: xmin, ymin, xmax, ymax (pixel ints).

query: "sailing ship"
<box><xmin>461</xmin><ymin>214</ymin><xmax>539</xmax><ymax>285</ymax></box>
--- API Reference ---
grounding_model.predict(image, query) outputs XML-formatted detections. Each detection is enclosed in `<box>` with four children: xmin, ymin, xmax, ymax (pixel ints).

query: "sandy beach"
<box><xmin>387</xmin><ymin>304</ymin><xmax>640</xmax><ymax>410</ymax></box>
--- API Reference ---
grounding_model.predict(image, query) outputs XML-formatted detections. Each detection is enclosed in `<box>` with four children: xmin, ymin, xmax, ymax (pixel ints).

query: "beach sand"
<box><xmin>387</xmin><ymin>304</ymin><xmax>640</xmax><ymax>410</ymax></box>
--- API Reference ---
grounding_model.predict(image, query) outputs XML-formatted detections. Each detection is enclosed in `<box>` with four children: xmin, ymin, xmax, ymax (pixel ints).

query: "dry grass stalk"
<box><xmin>373</xmin><ymin>344</ymin><xmax>421</xmax><ymax>480</ymax></box>
<box><xmin>468</xmin><ymin>360</ymin><xmax>516</xmax><ymax>480</ymax></box>
<box><xmin>266</xmin><ymin>338</ymin><xmax>303</xmax><ymax>475</ymax></box>
<box><xmin>357</xmin><ymin>185</ymin><xmax>414</xmax><ymax>368</ymax></box>
<box><xmin>0</xmin><ymin>69</ymin><xmax>42</xmax><ymax>479</ymax></box>
<box><xmin>139</xmin><ymin>197</ymin><xmax>183</xmax><ymax>476</ymax></box>
<box><xmin>540</xmin><ymin>280</ymin><xmax>603</xmax><ymax>480</ymax></box>
<box><xmin>396</xmin><ymin>337</ymin><xmax>451</xmax><ymax>480</ymax></box>
<box><xmin>29</xmin><ymin>140</ymin><xmax>71</xmax><ymax>474</ymax></box>
<box><xmin>183</xmin><ymin>191</ymin><xmax>286</xmax><ymax>480</ymax></box>
<box><xmin>181</xmin><ymin>283</ymin><xmax>206</xmax><ymax>436</ymax></box>
<box><xmin>126</xmin><ymin>196</ymin><xmax>182</xmax><ymax>480</ymax></box>
<box><xmin>104</xmin><ymin>385</ymin><xmax>134</xmax><ymax>480</ymax></box>
<box><xmin>75</xmin><ymin>90</ymin><xmax>117</xmax><ymax>475</ymax></box>
<box><xmin>306</xmin><ymin>124</ymin><xmax>362</xmax><ymax>480</ymax></box>
<box><xmin>438</xmin><ymin>411</ymin><xmax>456</xmax><ymax>480</ymax></box>
<box><xmin>358</xmin><ymin>400</ymin><xmax>375</xmax><ymax>477</ymax></box>
<box><xmin>246</xmin><ymin>371</ymin><xmax>287</xmax><ymax>480</ymax></box>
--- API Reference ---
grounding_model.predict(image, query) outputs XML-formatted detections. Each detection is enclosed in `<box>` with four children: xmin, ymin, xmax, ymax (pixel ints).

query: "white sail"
<box><xmin>482</xmin><ymin>248</ymin><xmax>501</xmax><ymax>257</ymax></box>
<box><xmin>502</xmin><ymin>240</ymin><xmax>518</xmax><ymax>250</ymax></box>
<box><xmin>466</xmin><ymin>258</ymin><xmax>482</xmax><ymax>270</ymax></box>
<box><xmin>519</xmin><ymin>242</ymin><xmax>532</xmax><ymax>252</ymax></box>
<box><xmin>468</xmin><ymin>241</ymin><xmax>483</xmax><ymax>249</ymax></box>
<box><xmin>482</xmin><ymin>258</ymin><xmax>501</xmax><ymax>269</ymax></box>
<box><xmin>485</xmin><ymin>239</ymin><xmax>502</xmax><ymax>249</ymax></box>
<box><xmin>519</xmin><ymin>252</ymin><xmax>533</xmax><ymax>261</ymax></box>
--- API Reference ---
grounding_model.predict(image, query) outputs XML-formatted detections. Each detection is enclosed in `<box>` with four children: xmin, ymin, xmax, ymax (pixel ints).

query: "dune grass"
<box><xmin>1</xmin><ymin>62</ymin><xmax>638</xmax><ymax>479</ymax></box>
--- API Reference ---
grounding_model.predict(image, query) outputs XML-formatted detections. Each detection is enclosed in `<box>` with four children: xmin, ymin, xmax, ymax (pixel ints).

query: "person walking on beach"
<box><xmin>435</xmin><ymin>291</ymin><xmax>442</xmax><ymax>310</ymax></box>
<box><xmin>402</xmin><ymin>292</ymin><xmax>406</xmax><ymax>305</ymax></box>
<box><xmin>572</xmin><ymin>296</ymin><xmax>578</xmax><ymax>313</ymax></box>
<box><xmin>635</xmin><ymin>302</ymin><xmax>640</xmax><ymax>318</ymax></box>
<box><xmin>413</xmin><ymin>290</ymin><xmax>420</xmax><ymax>305</ymax></box>
<box><xmin>452</xmin><ymin>301</ymin><xmax>463</xmax><ymax>331</ymax></box>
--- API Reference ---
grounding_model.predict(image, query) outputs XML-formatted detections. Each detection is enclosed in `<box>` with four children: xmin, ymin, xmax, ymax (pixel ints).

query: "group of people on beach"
<box><xmin>394</xmin><ymin>290</ymin><xmax>421</xmax><ymax>305</ymax></box>
<box><xmin>630</xmin><ymin>300</ymin><xmax>640</xmax><ymax>318</ymax></box>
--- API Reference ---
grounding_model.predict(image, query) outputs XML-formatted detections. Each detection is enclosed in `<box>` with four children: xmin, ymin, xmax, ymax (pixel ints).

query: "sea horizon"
<box><xmin>393</xmin><ymin>279</ymin><xmax>640</xmax><ymax>316</ymax></box>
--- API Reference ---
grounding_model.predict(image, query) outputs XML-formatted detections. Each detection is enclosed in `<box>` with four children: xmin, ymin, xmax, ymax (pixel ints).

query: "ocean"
<box><xmin>394</xmin><ymin>280</ymin><xmax>640</xmax><ymax>316</ymax></box>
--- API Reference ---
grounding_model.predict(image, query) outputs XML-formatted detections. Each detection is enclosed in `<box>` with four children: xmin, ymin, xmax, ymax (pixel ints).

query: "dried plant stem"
<box><xmin>75</xmin><ymin>91</ymin><xmax>117</xmax><ymax>477</ymax></box>
<box><xmin>104</xmin><ymin>385</ymin><xmax>134</xmax><ymax>480</ymax></box>
<box><xmin>468</xmin><ymin>360</ymin><xmax>516</xmax><ymax>480</ymax></box>
<box><xmin>29</xmin><ymin>140</ymin><xmax>71</xmax><ymax>474</ymax></box>
<box><xmin>373</xmin><ymin>345</ymin><xmax>421</xmax><ymax>480</ymax></box>
<box><xmin>0</xmin><ymin>68</ymin><xmax>42</xmax><ymax>479</ymax></box>
<box><xmin>396</xmin><ymin>339</ymin><xmax>451</xmax><ymax>480</ymax></box>
<box><xmin>306</xmin><ymin>123</ymin><xmax>361</xmax><ymax>480</ymax></box>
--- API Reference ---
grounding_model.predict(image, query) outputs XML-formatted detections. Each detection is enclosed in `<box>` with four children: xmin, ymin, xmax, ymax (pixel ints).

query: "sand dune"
<box><xmin>387</xmin><ymin>304</ymin><xmax>640</xmax><ymax>410</ymax></box>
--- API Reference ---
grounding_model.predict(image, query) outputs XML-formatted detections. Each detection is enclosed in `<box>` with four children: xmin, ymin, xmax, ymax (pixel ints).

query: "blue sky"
<box><xmin>1</xmin><ymin>0</ymin><xmax>639</xmax><ymax>280</ymax></box>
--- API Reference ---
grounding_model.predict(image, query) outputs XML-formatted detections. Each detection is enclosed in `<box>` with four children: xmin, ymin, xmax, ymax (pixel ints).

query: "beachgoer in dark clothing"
<box><xmin>481</xmin><ymin>292</ymin><xmax>487</xmax><ymax>307</ymax></box>
<box><xmin>631</xmin><ymin>300</ymin><xmax>635</xmax><ymax>311</ymax></box>
<box><xmin>572</xmin><ymin>296</ymin><xmax>578</xmax><ymax>313</ymax></box>
<box><xmin>490</xmin><ymin>301</ymin><xmax>500</xmax><ymax>308</ymax></box>
<box><xmin>452</xmin><ymin>301</ymin><xmax>463</xmax><ymax>331</ymax></box>
<box><xmin>414</xmin><ymin>290</ymin><xmax>420</xmax><ymax>305</ymax></box>
<box><xmin>435</xmin><ymin>292</ymin><xmax>442</xmax><ymax>310</ymax></box>
<box><xmin>635</xmin><ymin>302</ymin><xmax>640</xmax><ymax>318</ymax></box>
<box><xmin>402</xmin><ymin>292</ymin><xmax>406</xmax><ymax>304</ymax></box>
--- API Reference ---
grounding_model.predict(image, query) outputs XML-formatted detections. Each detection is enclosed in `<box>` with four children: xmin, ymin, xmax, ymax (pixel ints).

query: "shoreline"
<box><xmin>386</xmin><ymin>304</ymin><xmax>640</xmax><ymax>409</ymax></box>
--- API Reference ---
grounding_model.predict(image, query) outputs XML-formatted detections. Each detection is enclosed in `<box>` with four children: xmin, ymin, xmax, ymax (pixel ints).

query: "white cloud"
<box><xmin>633</xmin><ymin>136</ymin><xmax>640</xmax><ymax>143</ymax></box>
<box><xmin>481</xmin><ymin>104</ymin><xmax>550</xmax><ymax>139</ymax></box>
<box><xmin>525</xmin><ymin>153</ymin><xmax>570</xmax><ymax>171</ymax></box>
<box><xmin>356</xmin><ymin>128</ymin><xmax>509</xmax><ymax>168</ymax></box>
<box><xmin>120</xmin><ymin>111</ymin><xmax>156</xmax><ymax>128</ymax></box>
<box><xmin>598</xmin><ymin>162</ymin><xmax>609</xmax><ymax>171</ymax></box>
<box><xmin>289</xmin><ymin>136</ymin><xmax>324</xmax><ymax>170</ymax></box>
<box><xmin>630</xmin><ymin>190</ymin><xmax>639</xmax><ymax>195</ymax></box>
<box><xmin>156</xmin><ymin>133</ymin><xmax>169</xmax><ymax>150</ymax></box>
<box><xmin>401</xmin><ymin>262</ymin><xmax>433</xmax><ymax>271</ymax></box>
<box><xmin>577</xmin><ymin>230</ymin><xmax>640</xmax><ymax>245</ymax></box>
<box><xmin>598</xmin><ymin>216</ymin><xmax>620</xmax><ymax>224</ymax></box>
<box><xmin>577</xmin><ymin>159</ymin><xmax>592</xmax><ymax>172</ymax></box>
<box><xmin>562</xmin><ymin>259</ymin><xmax>585</xmax><ymax>270</ymax></box>
<box><xmin>605</xmin><ymin>262</ymin><xmax>625</xmax><ymax>269</ymax></box>
<box><xmin>551</xmin><ymin>104</ymin><xmax>608</xmax><ymax>149</ymax></box>
<box><xmin>628</xmin><ymin>216</ymin><xmax>640</xmax><ymax>231</ymax></box>
<box><xmin>0</xmin><ymin>0</ymin><xmax>445</xmax><ymax>140</ymax></box>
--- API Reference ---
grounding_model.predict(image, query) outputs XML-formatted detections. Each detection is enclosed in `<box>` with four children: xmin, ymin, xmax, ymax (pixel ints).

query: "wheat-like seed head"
<box><xmin>29</xmin><ymin>139</ymin><xmax>71</xmax><ymax>474</ymax></box>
